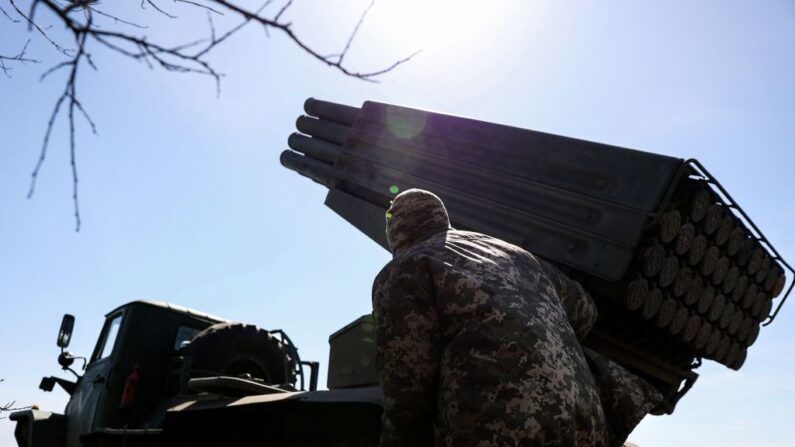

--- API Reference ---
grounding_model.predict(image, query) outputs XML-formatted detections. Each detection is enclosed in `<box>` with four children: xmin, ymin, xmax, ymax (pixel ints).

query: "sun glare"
<box><xmin>371</xmin><ymin>1</ymin><xmax>512</xmax><ymax>56</ymax></box>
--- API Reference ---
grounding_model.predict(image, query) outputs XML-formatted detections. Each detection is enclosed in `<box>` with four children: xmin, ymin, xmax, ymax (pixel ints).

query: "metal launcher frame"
<box><xmin>281</xmin><ymin>98</ymin><xmax>792</xmax><ymax>413</ymax></box>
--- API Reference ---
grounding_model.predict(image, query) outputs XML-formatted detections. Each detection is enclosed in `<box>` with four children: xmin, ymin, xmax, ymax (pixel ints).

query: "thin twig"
<box><xmin>207</xmin><ymin>10</ymin><xmax>215</xmax><ymax>41</ymax></box>
<box><xmin>9</xmin><ymin>0</ymin><xmax>73</xmax><ymax>55</ymax></box>
<box><xmin>273</xmin><ymin>0</ymin><xmax>291</xmax><ymax>21</ymax></box>
<box><xmin>0</xmin><ymin>3</ymin><xmax>20</xmax><ymax>21</ymax></box>
<box><xmin>0</xmin><ymin>40</ymin><xmax>39</xmax><ymax>77</ymax></box>
<box><xmin>27</xmin><ymin>87</ymin><xmax>67</xmax><ymax>200</ymax></box>
<box><xmin>193</xmin><ymin>0</ymin><xmax>272</xmax><ymax>59</ymax></box>
<box><xmin>144</xmin><ymin>0</ymin><xmax>177</xmax><ymax>18</ymax></box>
<box><xmin>173</xmin><ymin>0</ymin><xmax>223</xmax><ymax>15</ymax></box>
<box><xmin>68</xmin><ymin>91</ymin><xmax>81</xmax><ymax>232</ymax></box>
<box><xmin>336</xmin><ymin>0</ymin><xmax>373</xmax><ymax>65</ymax></box>
<box><xmin>0</xmin><ymin>379</ymin><xmax>31</xmax><ymax>420</ymax></box>
<box><xmin>89</xmin><ymin>7</ymin><xmax>148</xmax><ymax>29</ymax></box>
<box><xmin>39</xmin><ymin>60</ymin><xmax>72</xmax><ymax>80</ymax></box>
<box><xmin>0</xmin><ymin>401</ymin><xmax>31</xmax><ymax>419</ymax></box>
<box><xmin>211</xmin><ymin>0</ymin><xmax>419</xmax><ymax>79</ymax></box>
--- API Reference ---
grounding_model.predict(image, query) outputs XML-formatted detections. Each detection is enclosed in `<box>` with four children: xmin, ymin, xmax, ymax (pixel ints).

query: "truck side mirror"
<box><xmin>57</xmin><ymin>314</ymin><xmax>75</xmax><ymax>348</ymax></box>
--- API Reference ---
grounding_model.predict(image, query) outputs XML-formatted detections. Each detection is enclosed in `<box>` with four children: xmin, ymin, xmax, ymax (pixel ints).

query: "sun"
<box><xmin>368</xmin><ymin>1</ymin><xmax>514</xmax><ymax>56</ymax></box>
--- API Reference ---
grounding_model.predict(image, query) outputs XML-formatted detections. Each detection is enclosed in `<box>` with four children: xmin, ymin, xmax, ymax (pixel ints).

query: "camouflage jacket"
<box><xmin>583</xmin><ymin>348</ymin><xmax>663</xmax><ymax>445</ymax></box>
<box><xmin>373</xmin><ymin>189</ymin><xmax>660</xmax><ymax>447</ymax></box>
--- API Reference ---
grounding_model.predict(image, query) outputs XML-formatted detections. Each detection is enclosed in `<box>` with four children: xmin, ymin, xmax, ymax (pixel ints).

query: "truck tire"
<box><xmin>185</xmin><ymin>322</ymin><xmax>293</xmax><ymax>385</ymax></box>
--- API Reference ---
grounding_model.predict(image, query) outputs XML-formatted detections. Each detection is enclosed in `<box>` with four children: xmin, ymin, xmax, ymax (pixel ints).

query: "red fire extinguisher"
<box><xmin>119</xmin><ymin>365</ymin><xmax>140</xmax><ymax>409</ymax></box>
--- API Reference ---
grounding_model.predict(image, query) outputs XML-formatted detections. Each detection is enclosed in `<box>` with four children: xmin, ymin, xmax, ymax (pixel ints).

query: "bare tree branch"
<box><xmin>9</xmin><ymin>0</ymin><xmax>72</xmax><ymax>55</ymax></box>
<box><xmin>6</xmin><ymin>0</ymin><xmax>419</xmax><ymax>230</ymax></box>
<box><xmin>0</xmin><ymin>39</ymin><xmax>39</xmax><ymax>77</ymax></box>
<box><xmin>142</xmin><ymin>0</ymin><xmax>177</xmax><ymax>19</ymax></box>
<box><xmin>273</xmin><ymin>0</ymin><xmax>291</xmax><ymax>21</ymax></box>
<box><xmin>89</xmin><ymin>6</ymin><xmax>148</xmax><ymax>29</ymax></box>
<box><xmin>0</xmin><ymin>3</ymin><xmax>19</xmax><ymax>21</ymax></box>
<box><xmin>0</xmin><ymin>379</ymin><xmax>32</xmax><ymax>420</ymax></box>
<box><xmin>334</xmin><ymin>0</ymin><xmax>374</xmax><ymax>65</ymax></box>
<box><xmin>0</xmin><ymin>401</ymin><xmax>31</xmax><ymax>419</ymax></box>
<box><xmin>210</xmin><ymin>0</ymin><xmax>419</xmax><ymax>78</ymax></box>
<box><xmin>174</xmin><ymin>0</ymin><xmax>223</xmax><ymax>16</ymax></box>
<box><xmin>194</xmin><ymin>0</ymin><xmax>271</xmax><ymax>59</ymax></box>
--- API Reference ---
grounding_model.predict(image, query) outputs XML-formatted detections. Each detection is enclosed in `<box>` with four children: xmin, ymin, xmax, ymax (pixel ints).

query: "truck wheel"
<box><xmin>185</xmin><ymin>323</ymin><xmax>293</xmax><ymax>385</ymax></box>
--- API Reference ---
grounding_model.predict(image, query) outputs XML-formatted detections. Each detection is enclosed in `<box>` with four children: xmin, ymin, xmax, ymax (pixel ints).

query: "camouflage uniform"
<box><xmin>583</xmin><ymin>349</ymin><xmax>663</xmax><ymax>445</ymax></box>
<box><xmin>373</xmin><ymin>189</ymin><xmax>661</xmax><ymax>447</ymax></box>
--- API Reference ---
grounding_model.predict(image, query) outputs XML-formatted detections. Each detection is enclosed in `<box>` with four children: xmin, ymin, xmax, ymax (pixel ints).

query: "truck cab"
<box><xmin>13</xmin><ymin>301</ymin><xmax>226</xmax><ymax>447</ymax></box>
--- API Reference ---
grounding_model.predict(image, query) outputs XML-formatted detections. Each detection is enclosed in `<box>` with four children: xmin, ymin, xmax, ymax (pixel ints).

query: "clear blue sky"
<box><xmin>1</xmin><ymin>1</ymin><xmax>794</xmax><ymax>446</ymax></box>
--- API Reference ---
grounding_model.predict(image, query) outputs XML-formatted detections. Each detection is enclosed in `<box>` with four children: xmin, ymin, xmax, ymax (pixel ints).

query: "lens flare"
<box><xmin>386</xmin><ymin>106</ymin><xmax>427</xmax><ymax>140</ymax></box>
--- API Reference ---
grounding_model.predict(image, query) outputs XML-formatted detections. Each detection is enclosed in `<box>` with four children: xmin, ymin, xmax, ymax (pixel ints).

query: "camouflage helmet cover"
<box><xmin>385</xmin><ymin>188</ymin><xmax>451</xmax><ymax>253</ymax></box>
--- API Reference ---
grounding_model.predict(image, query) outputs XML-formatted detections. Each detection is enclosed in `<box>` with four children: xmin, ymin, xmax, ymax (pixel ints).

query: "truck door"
<box><xmin>64</xmin><ymin>311</ymin><xmax>124</xmax><ymax>447</ymax></box>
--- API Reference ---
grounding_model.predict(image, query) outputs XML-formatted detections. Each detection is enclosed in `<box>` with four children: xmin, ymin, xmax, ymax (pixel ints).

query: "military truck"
<box><xmin>11</xmin><ymin>301</ymin><xmax>383</xmax><ymax>446</ymax></box>
<box><xmin>12</xmin><ymin>98</ymin><xmax>792</xmax><ymax>446</ymax></box>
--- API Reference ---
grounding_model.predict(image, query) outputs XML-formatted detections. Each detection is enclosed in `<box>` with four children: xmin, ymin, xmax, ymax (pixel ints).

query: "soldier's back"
<box><xmin>400</xmin><ymin>229</ymin><xmax>609</xmax><ymax>446</ymax></box>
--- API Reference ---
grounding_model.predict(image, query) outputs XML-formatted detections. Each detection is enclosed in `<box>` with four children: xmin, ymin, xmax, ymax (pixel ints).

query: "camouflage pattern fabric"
<box><xmin>373</xmin><ymin>189</ymin><xmax>616</xmax><ymax>446</ymax></box>
<box><xmin>584</xmin><ymin>349</ymin><xmax>663</xmax><ymax>446</ymax></box>
<box><xmin>385</xmin><ymin>188</ymin><xmax>451</xmax><ymax>253</ymax></box>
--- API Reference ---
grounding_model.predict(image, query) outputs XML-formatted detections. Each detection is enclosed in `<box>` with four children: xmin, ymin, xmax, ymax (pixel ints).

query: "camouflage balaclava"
<box><xmin>386</xmin><ymin>188</ymin><xmax>451</xmax><ymax>254</ymax></box>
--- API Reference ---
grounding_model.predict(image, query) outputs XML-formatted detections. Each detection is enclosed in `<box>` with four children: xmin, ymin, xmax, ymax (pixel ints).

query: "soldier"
<box><xmin>373</xmin><ymin>189</ymin><xmax>661</xmax><ymax>447</ymax></box>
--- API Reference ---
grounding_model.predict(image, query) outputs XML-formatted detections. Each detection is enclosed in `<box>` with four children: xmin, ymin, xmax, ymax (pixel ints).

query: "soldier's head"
<box><xmin>386</xmin><ymin>188</ymin><xmax>451</xmax><ymax>255</ymax></box>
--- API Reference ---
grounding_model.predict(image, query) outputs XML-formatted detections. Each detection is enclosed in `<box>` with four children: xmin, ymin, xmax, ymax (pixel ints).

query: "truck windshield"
<box><xmin>95</xmin><ymin>314</ymin><xmax>123</xmax><ymax>361</ymax></box>
<box><xmin>174</xmin><ymin>326</ymin><xmax>200</xmax><ymax>351</ymax></box>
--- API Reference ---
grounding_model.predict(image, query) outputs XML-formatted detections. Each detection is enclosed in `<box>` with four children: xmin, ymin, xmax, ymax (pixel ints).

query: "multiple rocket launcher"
<box><xmin>281</xmin><ymin>98</ymin><xmax>791</xmax><ymax>413</ymax></box>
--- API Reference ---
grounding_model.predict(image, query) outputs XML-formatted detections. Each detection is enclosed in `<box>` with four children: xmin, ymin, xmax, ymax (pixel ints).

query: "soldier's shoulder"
<box><xmin>449</xmin><ymin>229</ymin><xmax>536</xmax><ymax>257</ymax></box>
<box><xmin>374</xmin><ymin>249</ymin><xmax>432</xmax><ymax>288</ymax></box>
